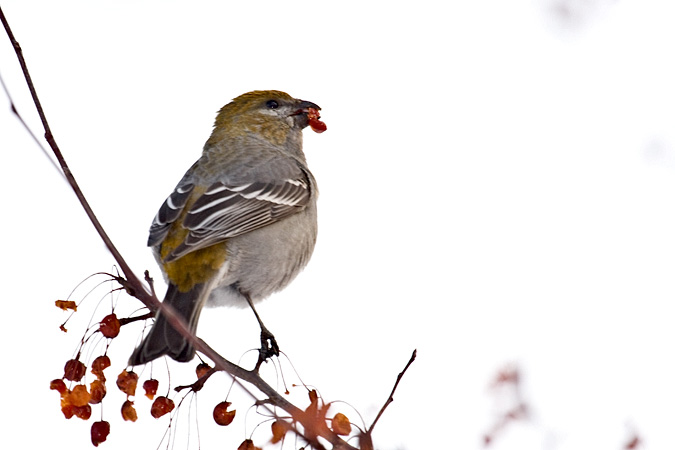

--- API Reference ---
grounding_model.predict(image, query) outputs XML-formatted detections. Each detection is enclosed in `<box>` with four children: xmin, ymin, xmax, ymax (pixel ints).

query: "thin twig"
<box><xmin>118</xmin><ymin>312</ymin><xmax>154</xmax><ymax>326</ymax></box>
<box><xmin>174</xmin><ymin>367</ymin><xmax>217</xmax><ymax>393</ymax></box>
<box><xmin>367</xmin><ymin>349</ymin><xmax>417</xmax><ymax>434</ymax></box>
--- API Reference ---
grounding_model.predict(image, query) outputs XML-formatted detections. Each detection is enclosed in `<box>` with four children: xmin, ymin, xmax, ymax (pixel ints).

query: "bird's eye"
<box><xmin>266</xmin><ymin>100</ymin><xmax>279</xmax><ymax>109</ymax></box>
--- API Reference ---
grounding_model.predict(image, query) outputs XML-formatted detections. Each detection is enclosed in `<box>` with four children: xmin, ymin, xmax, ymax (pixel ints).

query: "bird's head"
<box><xmin>209</xmin><ymin>90</ymin><xmax>325</xmax><ymax>146</ymax></box>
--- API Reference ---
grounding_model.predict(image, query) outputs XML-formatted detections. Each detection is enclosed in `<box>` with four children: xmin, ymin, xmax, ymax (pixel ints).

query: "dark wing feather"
<box><xmin>147</xmin><ymin>183</ymin><xmax>195</xmax><ymax>247</ymax></box>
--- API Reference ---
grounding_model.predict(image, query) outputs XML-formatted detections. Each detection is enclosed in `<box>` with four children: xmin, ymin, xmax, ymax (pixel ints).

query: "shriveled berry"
<box><xmin>143</xmin><ymin>379</ymin><xmax>159</xmax><ymax>400</ymax></box>
<box><xmin>213</xmin><ymin>401</ymin><xmax>236</xmax><ymax>426</ymax></box>
<box><xmin>55</xmin><ymin>300</ymin><xmax>77</xmax><ymax>311</ymax></box>
<box><xmin>121</xmin><ymin>400</ymin><xmax>138</xmax><ymax>422</ymax></box>
<box><xmin>69</xmin><ymin>384</ymin><xmax>91</xmax><ymax>407</ymax></box>
<box><xmin>237</xmin><ymin>439</ymin><xmax>261</xmax><ymax>450</ymax></box>
<box><xmin>64</xmin><ymin>359</ymin><xmax>86</xmax><ymax>382</ymax></box>
<box><xmin>116</xmin><ymin>370</ymin><xmax>138</xmax><ymax>397</ymax></box>
<box><xmin>150</xmin><ymin>396</ymin><xmax>175</xmax><ymax>418</ymax></box>
<box><xmin>331</xmin><ymin>412</ymin><xmax>352</xmax><ymax>435</ymax></box>
<box><xmin>99</xmin><ymin>313</ymin><xmax>121</xmax><ymax>338</ymax></box>
<box><xmin>61</xmin><ymin>401</ymin><xmax>75</xmax><ymax>419</ymax></box>
<box><xmin>91</xmin><ymin>421</ymin><xmax>110</xmax><ymax>447</ymax></box>
<box><xmin>196</xmin><ymin>362</ymin><xmax>211</xmax><ymax>379</ymax></box>
<box><xmin>91</xmin><ymin>355</ymin><xmax>111</xmax><ymax>380</ymax></box>
<box><xmin>271</xmin><ymin>420</ymin><xmax>291</xmax><ymax>443</ymax></box>
<box><xmin>73</xmin><ymin>404</ymin><xmax>92</xmax><ymax>420</ymax></box>
<box><xmin>50</xmin><ymin>379</ymin><xmax>67</xmax><ymax>396</ymax></box>
<box><xmin>89</xmin><ymin>379</ymin><xmax>107</xmax><ymax>404</ymax></box>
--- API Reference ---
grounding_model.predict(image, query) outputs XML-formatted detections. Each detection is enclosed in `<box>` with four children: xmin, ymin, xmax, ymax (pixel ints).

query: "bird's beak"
<box><xmin>292</xmin><ymin>100</ymin><xmax>321</xmax><ymax>115</ymax></box>
<box><xmin>289</xmin><ymin>99</ymin><xmax>326</xmax><ymax>133</ymax></box>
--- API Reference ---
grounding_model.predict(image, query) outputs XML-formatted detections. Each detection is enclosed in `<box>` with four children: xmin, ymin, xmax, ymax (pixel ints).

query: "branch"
<box><xmin>367</xmin><ymin>349</ymin><xmax>417</xmax><ymax>433</ymax></box>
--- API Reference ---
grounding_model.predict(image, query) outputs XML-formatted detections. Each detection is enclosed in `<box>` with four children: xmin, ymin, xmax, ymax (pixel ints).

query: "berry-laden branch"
<box><xmin>2</xmin><ymin>7</ymin><xmax>413</xmax><ymax>449</ymax></box>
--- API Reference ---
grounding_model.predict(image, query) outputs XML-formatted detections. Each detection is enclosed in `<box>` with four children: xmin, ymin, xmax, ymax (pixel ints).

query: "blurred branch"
<box><xmin>0</xmin><ymin>66</ymin><xmax>63</xmax><ymax>177</ymax></box>
<box><xmin>0</xmin><ymin>6</ymin><xmax>153</xmax><ymax>308</ymax></box>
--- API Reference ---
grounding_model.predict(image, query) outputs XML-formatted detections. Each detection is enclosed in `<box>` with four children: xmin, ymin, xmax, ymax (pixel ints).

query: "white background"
<box><xmin>1</xmin><ymin>1</ymin><xmax>674</xmax><ymax>449</ymax></box>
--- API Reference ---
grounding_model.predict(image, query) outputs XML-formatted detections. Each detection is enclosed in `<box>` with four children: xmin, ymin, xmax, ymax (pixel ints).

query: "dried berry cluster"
<box><xmin>50</xmin><ymin>352</ymin><xmax>116</xmax><ymax>446</ymax></box>
<box><xmin>235</xmin><ymin>389</ymin><xmax>353</xmax><ymax>449</ymax></box>
<box><xmin>50</xmin><ymin>306</ymin><xmax>180</xmax><ymax>446</ymax></box>
<box><xmin>51</xmin><ymin>300</ymin><xmax>356</xmax><ymax>449</ymax></box>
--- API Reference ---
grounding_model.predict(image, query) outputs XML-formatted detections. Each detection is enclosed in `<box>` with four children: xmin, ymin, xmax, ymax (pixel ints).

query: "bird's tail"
<box><xmin>128</xmin><ymin>282</ymin><xmax>208</xmax><ymax>366</ymax></box>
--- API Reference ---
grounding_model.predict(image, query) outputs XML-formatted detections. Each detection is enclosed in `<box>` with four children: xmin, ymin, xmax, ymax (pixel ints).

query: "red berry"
<box><xmin>91</xmin><ymin>421</ymin><xmax>110</xmax><ymax>447</ymax></box>
<box><xmin>143</xmin><ymin>379</ymin><xmax>159</xmax><ymax>400</ymax></box>
<box><xmin>73</xmin><ymin>404</ymin><xmax>92</xmax><ymax>420</ymax></box>
<box><xmin>63</xmin><ymin>359</ymin><xmax>86</xmax><ymax>382</ymax></box>
<box><xmin>237</xmin><ymin>439</ymin><xmax>261</xmax><ymax>450</ymax></box>
<box><xmin>213</xmin><ymin>401</ymin><xmax>236</xmax><ymax>426</ymax></box>
<box><xmin>91</xmin><ymin>355</ymin><xmax>111</xmax><ymax>380</ymax></box>
<box><xmin>307</xmin><ymin>107</ymin><xmax>327</xmax><ymax>133</ymax></box>
<box><xmin>150</xmin><ymin>396</ymin><xmax>175</xmax><ymax>418</ymax></box>
<box><xmin>99</xmin><ymin>313</ymin><xmax>121</xmax><ymax>338</ymax></box>
<box><xmin>61</xmin><ymin>402</ymin><xmax>75</xmax><ymax>419</ymax></box>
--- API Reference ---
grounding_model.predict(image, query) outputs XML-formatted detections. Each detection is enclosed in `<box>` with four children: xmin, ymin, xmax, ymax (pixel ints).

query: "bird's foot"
<box><xmin>254</xmin><ymin>327</ymin><xmax>280</xmax><ymax>370</ymax></box>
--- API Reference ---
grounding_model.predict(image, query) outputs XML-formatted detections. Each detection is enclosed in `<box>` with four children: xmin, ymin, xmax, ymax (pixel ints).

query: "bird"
<box><xmin>128</xmin><ymin>90</ymin><xmax>325</xmax><ymax>366</ymax></box>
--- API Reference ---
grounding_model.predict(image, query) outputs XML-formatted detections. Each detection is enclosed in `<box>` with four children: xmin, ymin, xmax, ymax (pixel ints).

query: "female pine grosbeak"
<box><xmin>129</xmin><ymin>90</ymin><xmax>325</xmax><ymax>365</ymax></box>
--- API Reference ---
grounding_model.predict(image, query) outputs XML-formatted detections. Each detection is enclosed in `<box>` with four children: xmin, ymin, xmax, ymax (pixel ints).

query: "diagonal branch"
<box><xmin>368</xmin><ymin>349</ymin><xmax>417</xmax><ymax>433</ymax></box>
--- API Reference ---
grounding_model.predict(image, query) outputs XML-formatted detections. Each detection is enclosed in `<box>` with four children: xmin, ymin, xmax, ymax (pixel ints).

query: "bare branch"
<box><xmin>367</xmin><ymin>349</ymin><xmax>417</xmax><ymax>434</ymax></box>
<box><xmin>118</xmin><ymin>312</ymin><xmax>154</xmax><ymax>326</ymax></box>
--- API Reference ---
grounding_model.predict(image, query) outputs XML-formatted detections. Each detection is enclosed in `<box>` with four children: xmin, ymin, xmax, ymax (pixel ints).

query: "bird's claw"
<box><xmin>255</xmin><ymin>328</ymin><xmax>279</xmax><ymax>370</ymax></box>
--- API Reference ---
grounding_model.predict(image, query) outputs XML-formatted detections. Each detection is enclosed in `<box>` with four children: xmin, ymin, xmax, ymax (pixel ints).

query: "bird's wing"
<box><xmin>148</xmin><ymin>183</ymin><xmax>195</xmax><ymax>247</ymax></box>
<box><xmin>158</xmin><ymin>174</ymin><xmax>311</xmax><ymax>262</ymax></box>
